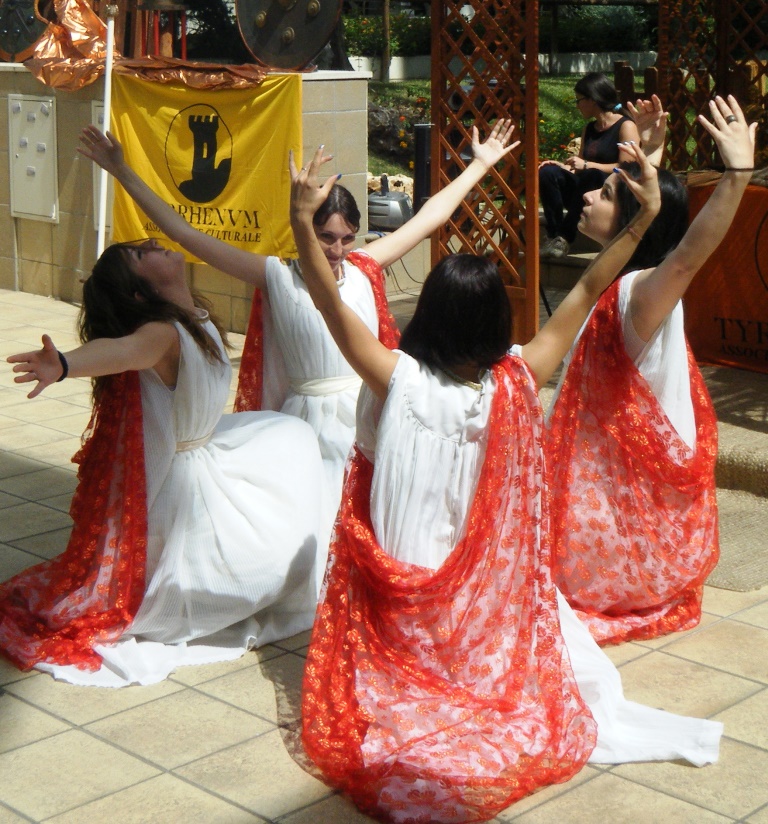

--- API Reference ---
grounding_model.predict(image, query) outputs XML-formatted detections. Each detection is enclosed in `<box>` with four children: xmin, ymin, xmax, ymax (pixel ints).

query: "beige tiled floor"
<box><xmin>1</xmin><ymin>289</ymin><xmax>767</xmax><ymax>823</ymax></box>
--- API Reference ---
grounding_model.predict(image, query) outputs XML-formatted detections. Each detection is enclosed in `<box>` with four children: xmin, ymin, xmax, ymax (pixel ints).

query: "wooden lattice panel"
<box><xmin>657</xmin><ymin>0</ymin><xmax>767</xmax><ymax>170</ymax></box>
<box><xmin>657</xmin><ymin>0</ymin><xmax>719</xmax><ymax>169</ymax></box>
<box><xmin>430</xmin><ymin>0</ymin><xmax>539</xmax><ymax>343</ymax></box>
<box><xmin>722</xmin><ymin>0</ymin><xmax>768</xmax><ymax>168</ymax></box>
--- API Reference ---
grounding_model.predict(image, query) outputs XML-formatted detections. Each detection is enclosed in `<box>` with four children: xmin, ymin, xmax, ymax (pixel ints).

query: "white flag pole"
<box><xmin>97</xmin><ymin>3</ymin><xmax>118</xmax><ymax>257</ymax></box>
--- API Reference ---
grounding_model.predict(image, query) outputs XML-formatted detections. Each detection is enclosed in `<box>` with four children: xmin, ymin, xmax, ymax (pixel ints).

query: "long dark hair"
<box><xmin>400</xmin><ymin>254</ymin><xmax>511</xmax><ymax>372</ymax></box>
<box><xmin>312</xmin><ymin>183</ymin><xmax>361</xmax><ymax>231</ymax></box>
<box><xmin>575</xmin><ymin>72</ymin><xmax>622</xmax><ymax>113</ymax></box>
<box><xmin>79</xmin><ymin>241</ymin><xmax>227</xmax><ymax>400</ymax></box>
<box><xmin>614</xmin><ymin>163</ymin><xmax>689</xmax><ymax>273</ymax></box>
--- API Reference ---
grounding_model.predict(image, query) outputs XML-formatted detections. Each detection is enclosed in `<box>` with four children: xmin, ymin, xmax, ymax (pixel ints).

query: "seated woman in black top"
<box><xmin>539</xmin><ymin>72</ymin><xmax>640</xmax><ymax>259</ymax></box>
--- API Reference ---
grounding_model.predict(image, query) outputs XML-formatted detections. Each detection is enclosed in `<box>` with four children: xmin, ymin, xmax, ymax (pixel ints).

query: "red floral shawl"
<box><xmin>302</xmin><ymin>356</ymin><xmax>596</xmax><ymax>824</ymax></box>
<box><xmin>547</xmin><ymin>278</ymin><xmax>719</xmax><ymax>645</ymax></box>
<box><xmin>0</xmin><ymin>372</ymin><xmax>147</xmax><ymax>671</ymax></box>
<box><xmin>234</xmin><ymin>251</ymin><xmax>400</xmax><ymax>411</ymax></box>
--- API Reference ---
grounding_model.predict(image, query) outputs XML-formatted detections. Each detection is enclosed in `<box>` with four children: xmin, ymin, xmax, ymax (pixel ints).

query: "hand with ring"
<box><xmin>697</xmin><ymin>95</ymin><xmax>756</xmax><ymax>173</ymax></box>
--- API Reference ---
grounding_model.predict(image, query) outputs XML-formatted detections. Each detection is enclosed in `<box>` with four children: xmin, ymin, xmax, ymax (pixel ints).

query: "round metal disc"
<box><xmin>0</xmin><ymin>0</ymin><xmax>51</xmax><ymax>62</ymax></box>
<box><xmin>235</xmin><ymin>0</ymin><xmax>342</xmax><ymax>70</ymax></box>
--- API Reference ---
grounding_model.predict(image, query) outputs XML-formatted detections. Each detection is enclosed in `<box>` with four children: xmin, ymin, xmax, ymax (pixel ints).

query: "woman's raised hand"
<box><xmin>78</xmin><ymin>126</ymin><xmax>125</xmax><ymax>175</ymax></box>
<box><xmin>7</xmin><ymin>334</ymin><xmax>64</xmax><ymax>399</ymax></box>
<box><xmin>615</xmin><ymin>141</ymin><xmax>661</xmax><ymax>217</ymax></box>
<box><xmin>627</xmin><ymin>94</ymin><xmax>668</xmax><ymax>161</ymax></box>
<box><xmin>698</xmin><ymin>95</ymin><xmax>756</xmax><ymax>171</ymax></box>
<box><xmin>289</xmin><ymin>146</ymin><xmax>339</xmax><ymax>224</ymax></box>
<box><xmin>470</xmin><ymin>118</ymin><xmax>519</xmax><ymax>169</ymax></box>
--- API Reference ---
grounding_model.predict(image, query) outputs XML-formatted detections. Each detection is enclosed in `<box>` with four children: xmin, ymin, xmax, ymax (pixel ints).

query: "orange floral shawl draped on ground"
<box><xmin>303</xmin><ymin>356</ymin><xmax>596</xmax><ymax>824</ymax></box>
<box><xmin>547</xmin><ymin>279</ymin><xmax>719</xmax><ymax>646</ymax></box>
<box><xmin>0</xmin><ymin>373</ymin><xmax>147</xmax><ymax>670</ymax></box>
<box><xmin>234</xmin><ymin>251</ymin><xmax>400</xmax><ymax>411</ymax></box>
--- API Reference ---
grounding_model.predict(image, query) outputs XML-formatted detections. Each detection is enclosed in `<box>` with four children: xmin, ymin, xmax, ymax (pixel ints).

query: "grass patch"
<box><xmin>537</xmin><ymin>75</ymin><xmax>582</xmax><ymax>159</ymax></box>
<box><xmin>369</xmin><ymin>80</ymin><xmax>431</xmax><ymax>111</ymax></box>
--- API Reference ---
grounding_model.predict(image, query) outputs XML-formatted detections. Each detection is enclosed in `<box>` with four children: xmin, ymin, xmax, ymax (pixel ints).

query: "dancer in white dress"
<box><xmin>290</xmin><ymin>120</ymin><xmax>726</xmax><ymax>821</ymax></box>
<box><xmin>258</xmin><ymin>254</ymin><xmax>382</xmax><ymax>491</ymax></box>
<box><xmin>547</xmin><ymin>96</ymin><xmax>756</xmax><ymax>645</ymax></box>
<box><xmin>1</xmin><ymin>239</ymin><xmax>324</xmax><ymax>687</ymax></box>
<box><xmin>78</xmin><ymin>124</ymin><xmax>516</xmax><ymax>561</ymax></box>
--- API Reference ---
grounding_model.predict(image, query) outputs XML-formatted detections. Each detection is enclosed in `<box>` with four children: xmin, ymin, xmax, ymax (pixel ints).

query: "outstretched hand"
<box><xmin>627</xmin><ymin>94</ymin><xmax>668</xmax><ymax>161</ymax></box>
<box><xmin>289</xmin><ymin>146</ymin><xmax>339</xmax><ymax>225</ymax></box>
<box><xmin>470</xmin><ymin>118</ymin><xmax>519</xmax><ymax>169</ymax></box>
<box><xmin>698</xmin><ymin>95</ymin><xmax>756</xmax><ymax>170</ymax></box>
<box><xmin>7</xmin><ymin>335</ymin><xmax>64</xmax><ymax>399</ymax></box>
<box><xmin>614</xmin><ymin>141</ymin><xmax>661</xmax><ymax>216</ymax></box>
<box><xmin>78</xmin><ymin>126</ymin><xmax>125</xmax><ymax>175</ymax></box>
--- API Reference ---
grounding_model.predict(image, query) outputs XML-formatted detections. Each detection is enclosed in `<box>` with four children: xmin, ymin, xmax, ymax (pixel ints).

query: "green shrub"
<box><xmin>344</xmin><ymin>15</ymin><xmax>389</xmax><ymax>56</ymax></box>
<box><xmin>344</xmin><ymin>14</ymin><xmax>431</xmax><ymax>57</ymax></box>
<box><xmin>394</xmin><ymin>15</ymin><xmax>431</xmax><ymax>56</ymax></box>
<box><xmin>538</xmin><ymin>115</ymin><xmax>579</xmax><ymax>162</ymax></box>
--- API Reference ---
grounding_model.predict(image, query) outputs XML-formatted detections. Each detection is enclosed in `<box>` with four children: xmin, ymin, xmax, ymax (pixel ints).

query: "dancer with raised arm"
<box><xmin>1</xmin><ymin>239</ymin><xmax>324</xmax><ymax>687</ymax></box>
<box><xmin>547</xmin><ymin>96</ymin><xmax>756</xmax><ymax>645</ymax></box>
<box><xmin>79</xmin><ymin>121</ymin><xmax>516</xmax><ymax>571</ymax></box>
<box><xmin>289</xmin><ymin>126</ymin><xmax>721</xmax><ymax>823</ymax></box>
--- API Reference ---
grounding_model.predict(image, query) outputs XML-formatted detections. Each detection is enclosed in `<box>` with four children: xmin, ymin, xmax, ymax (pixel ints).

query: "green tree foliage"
<box><xmin>184</xmin><ymin>0</ymin><xmax>251</xmax><ymax>63</ymax></box>
<box><xmin>540</xmin><ymin>6</ymin><xmax>657</xmax><ymax>53</ymax></box>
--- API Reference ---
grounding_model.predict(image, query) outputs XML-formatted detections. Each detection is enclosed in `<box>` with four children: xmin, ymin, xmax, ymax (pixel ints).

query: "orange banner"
<box><xmin>684</xmin><ymin>185</ymin><xmax>768</xmax><ymax>374</ymax></box>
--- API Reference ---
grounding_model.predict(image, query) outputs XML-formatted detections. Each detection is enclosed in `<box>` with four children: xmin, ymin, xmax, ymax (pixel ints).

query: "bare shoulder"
<box><xmin>619</xmin><ymin>118</ymin><xmax>641</xmax><ymax>139</ymax></box>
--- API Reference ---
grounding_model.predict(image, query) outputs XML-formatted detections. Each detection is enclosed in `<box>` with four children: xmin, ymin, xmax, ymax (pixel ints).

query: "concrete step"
<box><xmin>703</xmin><ymin>365</ymin><xmax>768</xmax><ymax>498</ymax></box>
<box><xmin>708</xmin><ymin>487</ymin><xmax>768</xmax><ymax>590</ymax></box>
<box><xmin>539</xmin><ymin>234</ymin><xmax>599</xmax><ymax>292</ymax></box>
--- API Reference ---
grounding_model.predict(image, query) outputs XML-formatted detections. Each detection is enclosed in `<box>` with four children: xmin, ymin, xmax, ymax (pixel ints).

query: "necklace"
<box><xmin>444</xmin><ymin>368</ymin><xmax>485</xmax><ymax>391</ymax></box>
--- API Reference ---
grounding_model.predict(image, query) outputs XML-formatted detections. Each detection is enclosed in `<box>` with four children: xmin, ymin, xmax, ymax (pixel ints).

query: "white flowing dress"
<box><xmin>356</xmin><ymin>348</ymin><xmax>722</xmax><ymax>766</ymax></box>
<box><xmin>263</xmin><ymin>256</ymin><xmax>379</xmax><ymax>561</ymax></box>
<box><xmin>39</xmin><ymin>321</ymin><xmax>324</xmax><ymax>688</ymax></box>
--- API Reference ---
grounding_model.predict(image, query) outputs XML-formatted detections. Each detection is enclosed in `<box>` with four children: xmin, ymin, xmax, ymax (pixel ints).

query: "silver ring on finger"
<box><xmin>725</xmin><ymin>114</ymin><xmax>737</xmax><ymax>124</ymax></box>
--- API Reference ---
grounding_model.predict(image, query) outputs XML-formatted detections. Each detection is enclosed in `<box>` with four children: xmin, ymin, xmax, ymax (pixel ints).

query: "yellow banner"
<box><xmin>110</xmin><ymin>73</ymin><xmax>302</xmax><ymax>261</ymax></box>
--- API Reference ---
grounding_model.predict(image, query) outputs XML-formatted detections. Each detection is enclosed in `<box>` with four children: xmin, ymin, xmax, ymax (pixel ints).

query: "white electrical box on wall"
<box><xmin>8</xmin><ymin>94</ymin><xmax>59</xmax><ymax>222</ymax></box>
<box><xmin>91</xmin><ymin>101</ymin><xmax>113</xmax><ymax>233</ymax></box>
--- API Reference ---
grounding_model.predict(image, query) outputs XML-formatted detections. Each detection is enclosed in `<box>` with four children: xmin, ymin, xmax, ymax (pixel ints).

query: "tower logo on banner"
<box><xmin>167</xmin><ymin>106</ymin><xmax>233</xmax><ymax>203</ymax></box>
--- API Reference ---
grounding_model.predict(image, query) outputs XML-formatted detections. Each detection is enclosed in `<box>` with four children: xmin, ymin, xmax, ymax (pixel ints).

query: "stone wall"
<box><xmin>0</xmin><ymin>66</ymin><xmax>371</xmax><ymax>334</ymax></box>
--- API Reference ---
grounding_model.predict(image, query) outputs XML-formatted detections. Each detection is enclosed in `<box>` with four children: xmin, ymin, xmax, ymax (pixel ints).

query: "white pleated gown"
<box><xmin>262</xmin><ymin>256</ymin><xmax>379</xmax><ymax>579</ymax></box>
<box><xmin>356</xmin><ymin>349</ymin><xmax>722</xmax><ymax>766</ymax></box>
<box><xmin>39</xmin><ymin>321</ymin><xmax>324</xmax><ymax>688</ymax></box>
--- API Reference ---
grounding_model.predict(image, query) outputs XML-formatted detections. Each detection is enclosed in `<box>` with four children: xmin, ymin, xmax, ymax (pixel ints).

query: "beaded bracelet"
<box><xmin>56</xmin><ymin>350</ymin><xmax>69</xmax><ymax>382</ymax></box>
